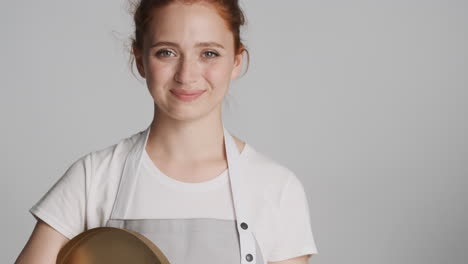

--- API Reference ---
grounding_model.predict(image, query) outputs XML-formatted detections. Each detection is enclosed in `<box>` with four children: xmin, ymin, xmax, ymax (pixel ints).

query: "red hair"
<box><xmin>128</xmin><ymin>0</ymin><xmax>250</xmax><ymax>77</ymax></box>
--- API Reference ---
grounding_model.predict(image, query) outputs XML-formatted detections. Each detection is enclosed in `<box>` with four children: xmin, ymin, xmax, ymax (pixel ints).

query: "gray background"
<box><xmin>2</xmin><ymin>0</ymin><xmax>467</xmax><ymax>263</ymax></box>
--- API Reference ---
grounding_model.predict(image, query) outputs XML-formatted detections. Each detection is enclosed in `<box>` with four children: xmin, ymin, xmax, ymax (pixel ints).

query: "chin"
<box><xmin>159</xmin><ymin>105</ymin><xmax>211</xmax><ymax>122</ymax></box>
<box><xmin>169</xmin><ymin>102</ymin><xmax>223</xmax><ymax>122</ymax></box>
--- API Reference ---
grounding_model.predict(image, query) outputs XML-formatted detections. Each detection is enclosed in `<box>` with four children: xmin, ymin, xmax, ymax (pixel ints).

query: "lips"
<box><xmin>170</xmin><ymin>87</ymin><xmax>205</xmax><ymax>96</ymax></box>
<box><xmin>170</xmin><ymin>88</ymin><xmax>206</xmax><ymax>102</ymax></box>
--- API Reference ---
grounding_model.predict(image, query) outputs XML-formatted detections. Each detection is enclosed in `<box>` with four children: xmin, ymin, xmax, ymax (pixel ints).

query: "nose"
<box><xmin>174</xmin><ymin>56</ymin><xmax>200</xmax><ymax>84</ymax></box>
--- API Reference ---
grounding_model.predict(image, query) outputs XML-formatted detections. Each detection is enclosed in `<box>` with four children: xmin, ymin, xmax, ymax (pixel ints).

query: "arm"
<box><xmin>15</xmin><ymin>219</ymin><xmax>70</xmax><ymax>264</ymax></box>
<box><xmin>268</xmin><ymin>254</ymin><xmax>312</xmax><ymax>264</ymax></box>
<box><xmin>267</xmin><ymin>172</ymin><xmax>318</xmax><ymax>263</ymax></box>
<box><xmin>18</xmin><ymin>154</ymin><xmax>90</xmax><ymax>264</ymax></box>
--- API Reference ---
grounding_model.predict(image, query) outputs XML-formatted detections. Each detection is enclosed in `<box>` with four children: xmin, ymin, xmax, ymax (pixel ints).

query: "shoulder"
<box><xmin>241</xmin><ymin>143</ymin><xmax>302</xmax><ymax>205</ymax></box>
<box><xmin>243</xmin><ymin>143</ymin><xmax>298</xmax><ymax>184</ymax></box>
<box><xmin>90</xmin><ymin>129</ymin><xmax>143</xmax><ymax>167</ymax></box>
<box><xmin>64</xmin><ymin>128</ymin><xmax>144</xmax><ymax>196</ymax></box>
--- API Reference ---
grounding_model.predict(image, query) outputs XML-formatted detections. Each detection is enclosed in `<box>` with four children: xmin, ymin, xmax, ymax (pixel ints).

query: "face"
<box><xmin>134</xmin><ymin>2</ymin><xmax>243</xmax><ymax>121</ymax></box>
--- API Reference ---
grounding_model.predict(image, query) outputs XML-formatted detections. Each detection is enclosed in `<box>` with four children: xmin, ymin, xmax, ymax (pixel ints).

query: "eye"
<box><xmin>203</xmin><ymin>51</ymin><xmax>219</xmax><ymax>58</ymax></box>
<box><xmin>155</xmin><ymin>49</ymin><xmax>176</xmax><ymax>57</ymax></box>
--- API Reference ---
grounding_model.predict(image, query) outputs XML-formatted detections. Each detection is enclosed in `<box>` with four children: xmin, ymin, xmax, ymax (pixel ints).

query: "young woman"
<box><xmin>16</xmin><ymin>1</ymin><xmax>318</xmax><ymax>263</ymax></box>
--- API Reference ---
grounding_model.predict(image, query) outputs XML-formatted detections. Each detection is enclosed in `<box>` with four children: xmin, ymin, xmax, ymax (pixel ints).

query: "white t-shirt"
<box><xmin>29</xmin><ymin>130</ymin><xmax>318</xmax><ymax>262</ymax></box>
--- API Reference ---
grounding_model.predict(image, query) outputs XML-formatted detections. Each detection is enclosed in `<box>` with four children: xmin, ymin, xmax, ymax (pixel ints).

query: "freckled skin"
<box><xmin>134</xmin><ymin>2</ymin><xmax>243</xmax><ymax>122</ymax></box>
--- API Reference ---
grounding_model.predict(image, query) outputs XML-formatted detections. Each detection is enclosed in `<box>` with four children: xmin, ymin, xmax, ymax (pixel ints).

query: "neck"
<box><xmin>146</xmin><ymin>106</ymin><xmax>225</xmax><ymax>163</ymax></box>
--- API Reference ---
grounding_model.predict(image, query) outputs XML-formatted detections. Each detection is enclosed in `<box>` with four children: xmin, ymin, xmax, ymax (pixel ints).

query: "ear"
<box><xmin>133</xmin><ymin>45</ymin><xmax>146</xmax><ymax>79</ymax></box>
<box><xmin>230</xmin><ymin>51</ymin><xmax>244</xmax><ymax>80</ymax></box>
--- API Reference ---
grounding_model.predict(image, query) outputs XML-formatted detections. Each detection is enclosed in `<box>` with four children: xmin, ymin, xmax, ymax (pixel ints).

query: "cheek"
<box><xmin>144</xmin><ymin>62</ymin><xmax>175</xmax><ymax>105</ymax></box>
<box><xmin>147</xmin><ymin>62</ymin><xmax>174</xmax><ymax>84</ymax></box>
<box><xmin>203</xmin><ymin>62</ymin><xmax>232</xmax><ymax>88</ymax></box>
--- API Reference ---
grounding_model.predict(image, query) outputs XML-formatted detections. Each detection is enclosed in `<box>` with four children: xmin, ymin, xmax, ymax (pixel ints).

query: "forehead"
<box><xmin>145</xmin><ymin>2</ymin><xmax>234</xmax><ymax>48</ymax></box>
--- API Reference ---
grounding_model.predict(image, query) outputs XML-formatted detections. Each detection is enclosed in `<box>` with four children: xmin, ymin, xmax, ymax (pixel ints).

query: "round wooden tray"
<box><xmin>56</xmin><ymin>227</ymin><xmax>170</xmax><ymax>264</ymax></box>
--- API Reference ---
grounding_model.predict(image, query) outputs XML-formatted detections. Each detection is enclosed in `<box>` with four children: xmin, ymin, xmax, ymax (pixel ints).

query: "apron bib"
<box><xmin>106</xmin><ymin>124</ymin><xmax>265</xmax><ymax>264</ymax></box>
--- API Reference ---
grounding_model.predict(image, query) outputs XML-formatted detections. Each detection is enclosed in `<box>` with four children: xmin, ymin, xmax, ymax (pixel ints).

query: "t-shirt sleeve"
<box><xmin>29</xmin><ymin>153</ymin><xmax>90</xmax><ymax>239</ymax></box>
<box><xmin>268</xmin><ymin>172</ymin><xmax>319</xmax><ymax>262</ymax></box>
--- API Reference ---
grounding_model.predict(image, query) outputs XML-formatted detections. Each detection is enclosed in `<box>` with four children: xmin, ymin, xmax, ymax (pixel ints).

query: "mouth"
<box><xmin>170</xmin><ymin>88</ymin><xmax>206</xmax><ymax>102</ymax></box>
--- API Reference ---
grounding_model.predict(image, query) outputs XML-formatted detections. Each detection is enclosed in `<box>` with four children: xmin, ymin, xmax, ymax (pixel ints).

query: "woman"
<box><xmin>16</xmin><ymin>1</ymin><xmax>318</xmax><ymax>263</ymax></box>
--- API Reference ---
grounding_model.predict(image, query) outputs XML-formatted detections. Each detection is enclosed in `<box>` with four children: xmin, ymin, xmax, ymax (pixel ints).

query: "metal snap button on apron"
<box><xmin>106</xmin><ymin>123</ymin><xmax>265</xmax><ymax>264</ymax></box>
<box><xmin>240</xmin><ymin>222</ymin><xmax>248</xmax><ymax>230</ymax></box>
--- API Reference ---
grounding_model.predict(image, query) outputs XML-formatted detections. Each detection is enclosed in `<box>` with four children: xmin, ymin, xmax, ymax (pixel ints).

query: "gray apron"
<box><xmin>106</xmin><ymin>124</ymin><xmax>265</xmax><ymax>264</ymax></box>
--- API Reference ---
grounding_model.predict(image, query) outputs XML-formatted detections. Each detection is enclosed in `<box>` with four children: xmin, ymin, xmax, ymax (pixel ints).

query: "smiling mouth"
<box><xmin>170</xmin><ymin>87</ymin><xmax>205</xmax><ymax>96</ymax></box>
<box><xmin>170</xmin><ymin>89</ymin><xmax>206</xmax><ymax>102</ymax></box>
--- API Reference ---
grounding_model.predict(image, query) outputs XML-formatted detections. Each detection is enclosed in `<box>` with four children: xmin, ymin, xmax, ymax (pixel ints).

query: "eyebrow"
<box><xmin>150</xmin><ymin>41</ymin><xmax>225</xmax><ymax>49</ymax></box>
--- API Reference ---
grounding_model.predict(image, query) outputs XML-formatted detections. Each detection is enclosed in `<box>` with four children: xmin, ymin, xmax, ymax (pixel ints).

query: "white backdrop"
<box><xmin>1</xmin><ymin>0</ymin><xmax>467</xmax><ymax>263</ymax></box>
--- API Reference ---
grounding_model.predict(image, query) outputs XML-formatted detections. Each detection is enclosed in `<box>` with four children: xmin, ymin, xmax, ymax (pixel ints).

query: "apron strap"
<box><xmin>223</xmin><ymin>125</ymin><xmax>257</xmax><ymax>263</ymax></box>
<box><xmin>108</xmin><ymin>124</ymin><xmax>151</xmax><ymax>220</ymax></box>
